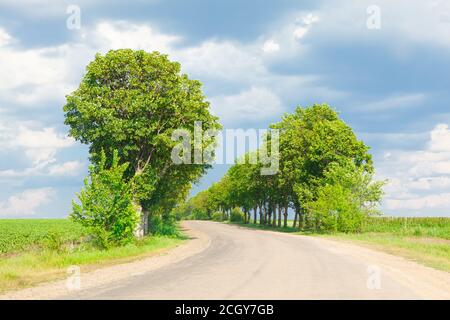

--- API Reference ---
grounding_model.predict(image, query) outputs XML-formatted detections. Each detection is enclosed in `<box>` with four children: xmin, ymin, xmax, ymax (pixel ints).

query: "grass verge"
<box><xmin>0</xmin><ymin>231</ymin><xmax>186</xmax><ymax>294</ymax></box>
<box><xmin>319</xmin><ymin>233</ymin><xmax>450</xmax><ymax>272</ymax></box>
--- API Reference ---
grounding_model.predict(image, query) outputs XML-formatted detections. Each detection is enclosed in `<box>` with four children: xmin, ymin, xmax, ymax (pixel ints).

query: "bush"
<box><xmin>70</xmin><ymin>150</ymin><xmax>139</xmax><ymax>249</ymax></box>
<box><xmin>148</xmin><ymin>215</ymin><xmax>180</xmax><ymax>237</ymax></box>
<box><xmin>186</xmin><ymin>209</ymin><xmax>210</xmax><ymax>220</ymax></box>
<box><xmin>211</xmin><ymin>211</ymin><xmax>224</xmax><ymax>222</ymax></box>
<box><xmin>305</xmin><ymin>161</ymin><xmax>384</xmax><ymax>233</ymax></box>
<box><xmin>44</xmin><ymin>230</ymin><xmax>65</xmax><ymax>252</ymax></box>
<box><xmin>230</xmin><ymin>208</ymin><xmax>245</xmax><ymax>223</ymax></box>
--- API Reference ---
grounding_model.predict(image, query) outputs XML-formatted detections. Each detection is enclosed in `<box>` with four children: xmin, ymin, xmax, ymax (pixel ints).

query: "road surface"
<box><xmin>58</xmin><ymin>221</ymin><xmax>449</xmax><ymax>300</ymax></box>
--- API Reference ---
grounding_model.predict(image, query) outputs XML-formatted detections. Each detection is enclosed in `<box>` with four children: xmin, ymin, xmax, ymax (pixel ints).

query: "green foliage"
<box><xmin>64</xmin><ymin>49</ymin><xmax>221</xmax><ymax>219</ymax></box>
<box><xmin>230</xmin><ymin>208</ymin><xmax>245</xmax><ymax>223</ymax></box>
<box><xmin>172</xmin><ymin>189</ymin><xmax>215</xmax><ymax>220</ymax></box>
<box><xmin>70</xmin><ymin>150</ymin><xmax>139</xmax><ymax>248</ymax></box>
<box><xmin>186</xmin><ymin>209</ymin><xmax>210</xmax><ymax>221</ymax></box>
<box><xmin>44</xmin><ymin>230</ymin><xmax>66</xmax><ymax>252</ymax></box>
<box><xmin>211</xmin><ymin>211</ymin><xmax>224</xmax><ymax>221</ymax></box>
<box><xmin>305</xmin><ymin>161</ymin><xmax>385</xmax><ymax>232</ymax></box>
<box><xmin>148</xmin><ymin>215</ymin><xmax>180</xmax><ymax>237</ymax></box>
<box><xmin>0</xmin><ymin>219</ymin><xmax>86</xmax><ymax>254</ymax></box>
<box><xmin>193</xmin><ymin>104</ymin><xmax>383</xmax><ymax>234</ymax></box>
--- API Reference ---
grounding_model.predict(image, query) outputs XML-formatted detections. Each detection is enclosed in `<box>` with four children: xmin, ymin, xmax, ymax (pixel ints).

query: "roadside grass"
<box><xmin>228</xmin><ymin>217</ymin><xmax>450</xmax><ymax>272</ymax></box>
<box><xmin>0</xmin><ymin>219</ymin><xmax>187</xmax><ymax>293</ymax></box>
<box><xmin>319</xmin><ymin>232</ymin><xmax>450</xmax><ymax>272</ymax></box>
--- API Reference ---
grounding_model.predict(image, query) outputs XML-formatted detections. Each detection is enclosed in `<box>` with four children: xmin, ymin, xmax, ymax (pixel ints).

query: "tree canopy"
<box><xmin>65</xmin><ymin>49</ymin><xmax>221</xmax><ymax>236</ymax></box>
<box><xmin>179</xmin><ymin>104</ymin><xmax>384</xmax><ymax>233</ymax></box>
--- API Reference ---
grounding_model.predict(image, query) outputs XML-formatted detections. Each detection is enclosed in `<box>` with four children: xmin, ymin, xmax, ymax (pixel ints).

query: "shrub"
<box><xmin>70</xmin><ymin>150</ymin><xmax>139</xmax><ymax>249</ymax></box>
<box><xmin>148</xmin><ymin>215</ymin><xmax>180</xmax><ymax>237</ymax></box>
<box><xmin>305</xmin><ymin>161</ymin><xmax>385</xmax><ymax>233</ymax></box>
<box><xmin>44</xmin><ymin>230</ymin><xmax>65</xmax><ymax>252</ymax></box>
<box><xmin>211</xmin><ymin>211</ymin><xmax>224</xmax><ymax>222</ymax></box>
<box><xmin>186</xmin><ymin>209</ymin><xmax>210</xmax><ymax>220</ymax></box>
<box><xmin>230</xmin><ymin>208</ymin><xmax>245</xmax><ymax>223</ymax></box>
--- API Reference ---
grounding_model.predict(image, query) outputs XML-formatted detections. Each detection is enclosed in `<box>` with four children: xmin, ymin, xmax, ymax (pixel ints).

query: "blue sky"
<box><xmin>0</xmin><ymin>0</ymin><xmax>450</xmax><ymax>218</ymax></box>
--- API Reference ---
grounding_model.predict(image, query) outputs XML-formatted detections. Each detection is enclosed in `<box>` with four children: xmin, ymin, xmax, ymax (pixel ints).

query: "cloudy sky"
<box><xmin>0</xmin><ymin>0</ymin><xmax>449</xmax><ymax>218</ymax></box>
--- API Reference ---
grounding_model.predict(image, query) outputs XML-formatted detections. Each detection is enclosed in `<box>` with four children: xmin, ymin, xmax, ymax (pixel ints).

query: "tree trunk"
<box><xmin>259</xmin><ymin>205</ymin><xmax>264</xmax><ymax>225</ymax></box>
<box><xmin>253</xmin><ymin>206</ymin><xmax>257</xmax><ymax>224</ymax></box>
<box><xmin>263</xmin><ymin>203</ymin><xmax>267</xmax><ymax>225</ymax></box>
<box><xmin>298</xmin><ymin>207</ymin><xmax>304</xmax><ymax>230</ymax></box>
<box><xmin>283</xmin><ymin>204</ymin><xmax>288</xmax><ymax>228</ymax></box>
<box><xmin>293</xmin><ymin>210</ymin><xmax>298</xmax><ymax>228</ymax></box>
<box><xmin>133</xmin><ymin>205</ymin><xmax>148</xmax><ymax>238</ymax></box>
<box><xmin>277</xmin><ymin>204</ymin><xmax>282</xmax><ymax>228</ymax></box>
<box><xmin>272</xmin><ymin>204</ymin><xmax>277</xmax><ymax>227</ymax></box>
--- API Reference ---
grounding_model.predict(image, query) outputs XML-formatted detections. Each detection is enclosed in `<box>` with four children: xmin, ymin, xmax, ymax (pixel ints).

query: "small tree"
<box><xmin>305</xmin><ymin>161</ymin><xmax>385</xmax><ymax>233</ymax></box>
<box><xmin>70</xmin><ymin>151</ymin><xmax>139</xmax><ymax>248</ymax></box>
<box><xmin>230</xmin><ymin>208</ymin><xmax>245</xmax><ymax>223</ymax></box>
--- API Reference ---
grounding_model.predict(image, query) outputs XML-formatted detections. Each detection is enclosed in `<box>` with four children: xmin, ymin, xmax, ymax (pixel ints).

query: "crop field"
<box><xmin>363</xmin><ymin>217</ymin><xmax>450</xmax><ymax>239</ymax></box>
<box><xmin>0</xmin><ymin>219</ymin><xmax>185</xmax><ymax>292</ymax></box>
<box><xmin>0</xmin><ymin>219</ymin><xmax>86</xmax><ymax>254</ymax></box>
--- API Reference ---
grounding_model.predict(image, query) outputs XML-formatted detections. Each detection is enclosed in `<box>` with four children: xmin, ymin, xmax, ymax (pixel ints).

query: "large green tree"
<box><xmin>273</xmin><ymin>104</ymin><xmax>373</xmax><ymax>227</ymax></box>
<box><xmin>64</xmin><ymin>49</ymin><xmax>221</xmax><ymax>234</ymax></box>
<box><xmin>195</xmin><ymin>104</ymin><xmax>381</xmax><ymax>234</ymax></box>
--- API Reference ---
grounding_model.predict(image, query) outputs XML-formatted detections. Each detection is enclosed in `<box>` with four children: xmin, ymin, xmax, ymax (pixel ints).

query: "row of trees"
<box><xmin>178</xmin><ymin>104</ymin><xmax>385</xmax><ymax>233</ymax></box>
<box><xmin>64</xmin><ymin>49</ymin><xmax>220</xmax><ymax>246</ymax></box>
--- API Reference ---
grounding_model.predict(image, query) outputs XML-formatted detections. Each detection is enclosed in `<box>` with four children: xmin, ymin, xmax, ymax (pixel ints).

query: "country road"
<box><xmin>57</xmin><ymin>221</ymin><xmax>449</xmax><ymax>300</ymax></box>
<box><xmin>2</xmin><ymin>221</ymin><xmax>449</xmax><ymax>300</ymax></box>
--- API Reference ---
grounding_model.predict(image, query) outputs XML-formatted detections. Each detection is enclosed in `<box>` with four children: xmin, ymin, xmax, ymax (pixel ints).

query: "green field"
<box><xmin>0</xmin><ymin>219</ymin><xmax>87</xmax><ymax>254</ymax></box>
<box><xmin>361</xmin><ymin>217</ymin><xmax>450</xmax><ymax>239</ymax></box>
<box><xmin>0</xmin><ymin>219</ymin><xmax>185</xmax><ymax>293</ymax></box>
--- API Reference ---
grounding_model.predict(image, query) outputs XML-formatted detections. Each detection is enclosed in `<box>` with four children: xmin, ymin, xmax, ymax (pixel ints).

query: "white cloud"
<box><xmin>292</xmin><ymin>13</ymin><xmax>319</xmax><ymax>40</ymax></box>
<box><xmin>48</xmin><ymin>161</ymin><xmax>83</xmax><ymax>176</ymax></box>
<box><xmin>0</xmin><ymin>43</ymin><xmax>86</xmax><ymax>106</ymax></box>
<box><xmin>429</xmin><ymin>124</ymin><xmax>450</xmax><ymax>152</ymax></box>
<box><xmin>379</xmin><ymin>123</ymin><xmax>450</xmax><ymax>213</ymax></box>
<box><xmin>359</xmin><ymin>93</ymin><xmax>426</xmax><ymax>112</ymax></box>
<box><xmin>0</xmin><ymin>187</ymin><xmax>54</xmax><ymax>216</ymax></box>
<box><xmin>262</xmin><ymin>39</ymin><xmax>280</xmax><ymax>53</ymax></box>
<box><xmin>15</xmin><ymin>126</ymin><xmax>74</xmax><ymax>149</ymax></box>
<box><xmin>300</xmin><ymin>13</ymin><xmax>320</xmax><ymax>26</ymax></box>
<box><xmin>0</xmin><ymin>122</ymin><xmax>78</xmax><ymax>177</ymax></box>
<box><xmin>293</xmin><ymin>27</ymin><xmax>309</xmax><ymax>40</ymax></box>
<box><xmin>176</xmin><ymin>40</ymin><xmax>266</xmax><ymax>82</ymax></box>
<box><xmin>210</xmin><ymin>86</ymin><xmax>283</xmax><ymax>124</ymax></box>
<box><xmin>310</xmin><ymin>0</ymin><xmax>450</xmax><ymax>51</ymax></box>
<box><xmin>0</xmin><ymin>27</ymin><xmax>11</xmax><ymax>46</ymax></box>
<box><xmin>91</xmin><ymin>21</ymin><xmax>179</xmax><ymax>53</ymax></box>
<box><xmin>14</xmin><ymin>126</ymin><xmax>75</xmax><ymax>165</ymax></box>
<box><xmin>385</xmin><ymin>193</ymin><xmax>450</xmax><ymax>211</ymax></box>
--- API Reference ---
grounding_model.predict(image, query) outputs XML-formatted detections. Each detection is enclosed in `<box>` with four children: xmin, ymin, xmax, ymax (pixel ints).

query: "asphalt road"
<box><xmin>58</xmin><ymin>221</ymin><xmax>447</xmax><ymax>299</ymax></box>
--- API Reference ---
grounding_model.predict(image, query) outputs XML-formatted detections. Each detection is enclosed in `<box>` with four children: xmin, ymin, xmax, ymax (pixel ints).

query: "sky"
<box><xmin>0</xmin><ymin>0</ymin><xmax>450</xmax><ymax>218</ymax></box>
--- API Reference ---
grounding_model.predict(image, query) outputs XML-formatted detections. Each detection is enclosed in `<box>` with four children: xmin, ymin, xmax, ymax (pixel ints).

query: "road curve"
<box><xmin>63</xmin><ymin>221</ymin><xmax>450</xmax><ymax>300</ymax></box>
